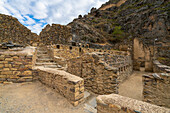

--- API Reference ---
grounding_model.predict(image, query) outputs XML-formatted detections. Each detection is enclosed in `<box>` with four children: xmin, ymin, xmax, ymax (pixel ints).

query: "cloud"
<box><xmin>0</xmin><ymin>0</ymin><xmax>108</xmax><ymax>34</ymax></box>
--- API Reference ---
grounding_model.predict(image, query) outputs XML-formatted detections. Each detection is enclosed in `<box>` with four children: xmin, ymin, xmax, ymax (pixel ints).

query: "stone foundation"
<box><xmin>143</xmin><ymin>73</ymin><xmax>170</xmax><ymax>108</ymax></box>
<box><xmin>0</xmin><ymin>47</ymin><xmax>36</xmax><ymax>83</ymax></box>
<box><xmin>35</xmin><ymin>67</ymin><xmax>84</xmax><ymax>106</ymax></box>
<box><xmin>97</xmin><ymin>94</ymin><xmax>170</xmax><ymax>113</ymax></box>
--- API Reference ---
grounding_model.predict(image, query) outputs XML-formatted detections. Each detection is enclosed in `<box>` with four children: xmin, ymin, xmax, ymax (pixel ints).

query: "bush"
<box><xmin>112</xmin><ymin>26</ymin><xmax>123</xmax><ymax>35</ymax></box>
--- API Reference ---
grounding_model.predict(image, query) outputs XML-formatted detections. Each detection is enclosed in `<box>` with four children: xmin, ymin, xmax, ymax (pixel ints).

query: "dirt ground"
<box><xmin>0</xmin><ymin>82</ymin><xmax>85</xmax><ymax>113</ymax></box>
<box><xmin>119</xmin><ymin>71</ymin><xmax>151</xmax><ymax>101</ymax></box>
<box><xmin>0</xmin><ymin>71</ymin><xmax>149</xmax><ymax>113</ymax></box>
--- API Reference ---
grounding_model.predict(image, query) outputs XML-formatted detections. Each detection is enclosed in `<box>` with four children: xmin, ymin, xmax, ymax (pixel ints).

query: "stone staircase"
<box><xmin>35</xmin><ymin>47</ymin><xmax>62</xmax><ymax>69</ymax></box>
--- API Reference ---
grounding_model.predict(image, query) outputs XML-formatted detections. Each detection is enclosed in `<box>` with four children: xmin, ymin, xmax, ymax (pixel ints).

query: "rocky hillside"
<box><xmin>68</xmin><ymin>0</ymin><xmax>169</xmax><ymax>65</ymax></box>
<box><xmin>0</xmin><ymin>14</ymin><xmax>39</xmax><ymax>46</ymax></box>
<box><xmin>70</xmin><ymin>0</ymin><xmax>169</xmax><ymax>45</ymax></box>
<box><xmin>39</xmin><ymin>24</ymin><xmax>72</xmax><ymax>45</ymax></box>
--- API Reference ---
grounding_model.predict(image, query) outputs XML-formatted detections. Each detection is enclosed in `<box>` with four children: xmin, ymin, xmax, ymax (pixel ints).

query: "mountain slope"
<box><xmin>70</xmin><ymin>0</ymin><xmax>169</xmax><ymax>45</ymax></box>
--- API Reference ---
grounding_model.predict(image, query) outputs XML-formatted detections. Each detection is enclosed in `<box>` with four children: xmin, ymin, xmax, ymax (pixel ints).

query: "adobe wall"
<box><xmin>97</xmin><ymin>94</ymin><xmax>170</xmax><ymax>113</ymax></box>
<box><xmin>143</xmin><ymin>73</ymin><xmax>170</xmax><ymax>108</ymax></box>
<box><xmin>67</xmin><ymin>52</ymin><xmax>132</xmax><ymax>94</ymax></box>
<box><xmin>0</xmin><ymin>47</ymin><xmax>37</xmax><ymax>83</ymax></box>
<box><xmin>35</xmin><ymin>67</ymin><xmax>84</xmax><ymax>106</ymax></box>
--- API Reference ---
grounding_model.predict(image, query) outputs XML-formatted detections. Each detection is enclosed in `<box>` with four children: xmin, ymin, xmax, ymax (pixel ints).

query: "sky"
<box><xmin>0</xmin><ymin>0</ymin><xmax>108</xmax><ymax>34</ymax></box>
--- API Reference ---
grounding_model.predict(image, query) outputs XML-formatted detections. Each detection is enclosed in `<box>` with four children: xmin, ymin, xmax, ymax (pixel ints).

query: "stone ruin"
<box><xmin>0</xmin><ymin>41</ymin><xmax>169</xmax><ymax>113</ymax></box>
<box><xmin>0</xmin><ymin>12</ymin><xmax>169</xmax><ymax>113</ymax></box>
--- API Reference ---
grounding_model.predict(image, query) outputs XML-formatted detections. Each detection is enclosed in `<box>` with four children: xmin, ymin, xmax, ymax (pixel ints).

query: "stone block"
<box><xmin>13</xmin><ymin>56</ymin><xmax>19</xmax><ymax>59</ymax></box>
<box><xmin>0</xmin><ymin>57</ymin><xmax>4</xmax><ymax>61</ymax></box>
<box><xmin>22</xmin><ymin>71</ymin><xmax>32</xmax><ymax>75</ymax></box>
<box><xmin>11</xmin><ymin>68</ymin><xmax>18</xmax><ymax>71</ymax></box>
<box><xmin>13</xmin><ymin>71</ymin><xmax>21</xmax><ymax>75</ymax></box>
<box><xmin>1</xmin><ymin>71</ymin><xmax>13</xmax><ymax>75</ymax></box>
<box><xmin>0</xmin><ymin>64</ymin><xmax>4</xmax><ymax>68</ymax></box>
<box><xmin>71</xmin><ymin>101</ymin><xmax>79</xmax><ymax>106</ymax></box>
<box><xmin>5</xmin><ymin>58</ymin><xmax>13</xmax><ymax>61</ymax></box>
<box><xmin>0</xmin><ymin>75</ymin><xmax>7</xmax><ymax>78</ymax></box>
<box><xmin>3</xmin><ymin>68</ymin><xmax>10</xmax><ymax>71</ymax></box>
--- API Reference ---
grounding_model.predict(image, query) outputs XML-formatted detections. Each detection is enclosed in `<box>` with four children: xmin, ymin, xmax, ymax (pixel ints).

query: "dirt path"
<box><xmin>118</xmin><ymin>71</ymin><xmax>151</xmax><ymax>101</ymax></box>
<box><xmin>99</xmin><ymin>0</ymin><xmax>126</xmax><ymax>10</ymax></box>
<box><xmin>0</xmin><ymin>82</ymin><xmax>85</xmax><ymax>113</ymax></box>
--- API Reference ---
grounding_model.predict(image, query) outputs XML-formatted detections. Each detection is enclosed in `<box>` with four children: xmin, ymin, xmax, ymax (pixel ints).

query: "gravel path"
<box><xmin>0</xmin><ymin>82</ymin><xmax>85</xmax><ymax>113</ymax></box>
<box><xmin>119</xmin><ymin>71</ymin><xmax>151</xmax><ymax>101</ymax></box>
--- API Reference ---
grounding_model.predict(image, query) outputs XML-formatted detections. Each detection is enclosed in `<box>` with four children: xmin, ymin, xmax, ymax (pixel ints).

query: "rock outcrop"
<box><xmin>0</xmin><ymin>14</ymin><xmax>39</xmax><ymax>46</ymax></box>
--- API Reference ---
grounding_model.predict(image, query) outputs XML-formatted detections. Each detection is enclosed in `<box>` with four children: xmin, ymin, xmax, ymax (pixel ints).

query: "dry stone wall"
<box><xmin>143</xmin><ymin>73</ymin><xmax>170</xmax><ymax>108</ymax></box>
<box><xmin>0</xmin><ymin>47</ymin><xmax>37</xmax><ymax>83</ymax></box>
<box><xmin>0</xmin><ymin>14</ymin><xmax>39</xmax><ymax>46</ymax></box>
<box><xmin>35</xmin><ymin>67</ymin><xmax>84</xmax><ymax>106</ymax></box>
<box><xmin>97</xmin><ymin>94</ymin><xmax>170</xmax><ymax>113</ymax></box>
<box><xmin>39</xmin><ymin>24</ymin><xmax>72</xmax><ymax>45</ymax></box>
<box><xmin>67</xmin><ymin>52</ymin><xmax>132</xmax><ymax>94</ymax></box>
<box><xmin>47</xmin><ymin>44</ymin><xmax>129</xmax><ymax>60</ymax></box>
<box><xmin>133</xmin><ymin>38</ymin><xmax>154</xmax><ymax>72</ymax></box>
<box><xmin>153</xmin><ymin>60</ymin><xmax>170</xmax><ymax>73</ymax></box>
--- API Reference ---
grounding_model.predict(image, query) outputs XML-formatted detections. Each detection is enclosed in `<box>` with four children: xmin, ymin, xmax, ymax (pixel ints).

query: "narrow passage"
<box><xmin>118</xmin><ymin>71</ymin><xmax>151</xmax><ymax>101</ymax></box>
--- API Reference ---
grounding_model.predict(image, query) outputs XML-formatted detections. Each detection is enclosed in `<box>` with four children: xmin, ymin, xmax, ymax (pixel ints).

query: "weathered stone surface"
<box><xmin>34</xmin><ymin>67</ymin><xmax>84</xmax><ymax>106</ymax></box>
<box><xmin>67</xmin><ymin>52</ymin><xmax>132</xmax><ymax>94</ymax></box>
<box><xmin>143</xmin><ymin>73</ymin><xmax>170</xmax><ymax>108</ymax></box>
<box><xmin>0</xmin><ymin>47</ymin><xmax>36</xmax><ymax>83</ymax></box>
<box><xmin>97</xmin><ymin>94</ymin><xmax>170</xmax><ymax>113</ymax></box>
<box><xmin>39</xmin><ymin>24</ymin><xmax>72</xmax><ymax>45</ymax></box>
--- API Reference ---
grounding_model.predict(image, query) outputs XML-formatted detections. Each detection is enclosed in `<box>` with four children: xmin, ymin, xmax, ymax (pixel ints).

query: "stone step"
<box><xmin>37</xmin><ymin>51</ymin><xmax>48</xmax><ymax>54</ymax></box>
<box><xmin>35</xmin><ymin>62</ymin><xmax>57</xmax><ymax>66</ymax></box>
<box><xmin>36</xmin><ymin>58</ymin><xmax>53</xmax><ymax>62</ymax></box>
<box><xmin>37</xmin><ymin>56</ymin><xmax>50</xmax><ymax>59</ymax></box>
<box><xmin>44</xmin><ymin>65</ymin><xmax>58</xmax><ymax>68</ymax></box>
<box><xmin>37</xmin><ymin>53</ymin><xmax>49</xmax><ymax>57</ymax></box>
<box><xmin>37</xmin><ymin>54</ymin><xmax>49</xmax><ymax>58</ymax></box>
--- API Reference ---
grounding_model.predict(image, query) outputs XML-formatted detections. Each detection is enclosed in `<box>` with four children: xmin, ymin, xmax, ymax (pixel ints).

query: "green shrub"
<box><xmin>112</xmin><ymin>26</ymin><xmax>123</xmax><ymax>35</ymax></box>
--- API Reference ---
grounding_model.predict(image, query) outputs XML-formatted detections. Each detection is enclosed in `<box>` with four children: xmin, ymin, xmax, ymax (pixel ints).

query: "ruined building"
<box><xmin>0</xmin><ymin>0</ymin><xmax>170</xmax><ymax>113</ymax></box>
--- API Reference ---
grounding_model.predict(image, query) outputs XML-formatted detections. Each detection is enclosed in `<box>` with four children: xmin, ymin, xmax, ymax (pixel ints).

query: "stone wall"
<box><xmin>39</xmin><ymin>24</ymin><xmax>72</xmax><ymax>45</ymax></box>
<box><xmin>0</xmin><ymin>14</ymin><xmax>39</xmax><ymax>46</ymax></box>
<box><xmin>67</xmin><ymin>52</ymin><xmax>132</xmax><ymax>94</ymax></box>
<box><xmin>133</xmin><ymin>38</ymin><xmax>154</xmax><ymax>72</ymax></box>
<box><xmin>0</xmin><ymin>47</ymin><xmax>37</xmax><ymax>83</ymax></box>
<box><xmin>96</xmin><ymin>94</ymin><xmax>170</xmax><ymax>113</ymax></box>
<box><xmin>157</xmin><ymin>45</ymin><xmax>170</xmax><ymax>66</ymax></box>
<box><xmin>47</xmin><ymin>44</ymin><xmax>130</xmax><ymax>60</ymax></box>
<box><xmin>153</xmin><ymin>60</ymin><xmax>170</xmax><ymax>73</ymax></box>
<box><xmin>35</xmin><ymin>67</ymin><xmax>84</xmax><ymax>106</ymax></box>
<box><xmin>143</xmin><ymin>73</ymin><xmax>170</xmax><ymax>108</ymax></box>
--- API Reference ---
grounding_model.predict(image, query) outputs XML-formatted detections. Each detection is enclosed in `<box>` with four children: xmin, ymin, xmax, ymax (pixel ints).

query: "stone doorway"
<box><xmin>140</xmin><ymin>61</ymin><xmax>145</xmax><ymax>72</ymax></box>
